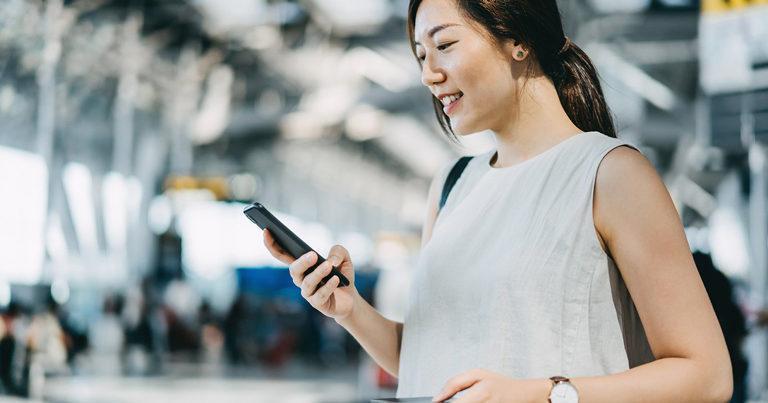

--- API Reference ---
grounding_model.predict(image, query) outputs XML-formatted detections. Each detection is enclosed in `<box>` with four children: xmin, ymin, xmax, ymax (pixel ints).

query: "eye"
<box><xmin>416</xmin><ymin>41</ymin><xmax>457</xmax><ymax>62</ymax></box>
<box><xmin>437</xmin><ymin>41</ymin><xmax>456</xmax><ymax>51</ymax></box>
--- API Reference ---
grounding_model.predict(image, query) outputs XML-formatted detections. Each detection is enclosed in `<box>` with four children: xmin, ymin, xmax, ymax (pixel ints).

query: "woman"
<box><xmin>263</xmin><ymin>0</ymin><xmax>734</xmax><ymax>401</ymax></box>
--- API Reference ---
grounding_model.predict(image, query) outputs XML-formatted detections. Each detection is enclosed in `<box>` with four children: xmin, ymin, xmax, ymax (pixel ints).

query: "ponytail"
<box><xmin>547</xmin><ymin>39</ymin><xmax>617</xmax><ymax>138</ymax></box>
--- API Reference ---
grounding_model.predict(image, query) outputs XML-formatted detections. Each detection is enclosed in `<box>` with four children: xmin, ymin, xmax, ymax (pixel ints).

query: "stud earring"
<box><xmin>517</xmin><ymin>51</ymin><xmax>525</xmax><ymax>59</ymax></box>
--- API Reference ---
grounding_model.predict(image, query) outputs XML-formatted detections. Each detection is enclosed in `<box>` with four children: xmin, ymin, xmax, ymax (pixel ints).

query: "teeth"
<box><xmin>440</xmin><ymin>92</ymin><xmax>462</xmax><ymax>106</ymax></box>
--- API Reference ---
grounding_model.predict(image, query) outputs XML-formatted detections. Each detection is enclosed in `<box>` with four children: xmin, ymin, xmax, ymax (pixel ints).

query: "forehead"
<box><xmin>414</xmin><ymin>0</ymin><xmax>464</xmax><ymax>42</ymax></box>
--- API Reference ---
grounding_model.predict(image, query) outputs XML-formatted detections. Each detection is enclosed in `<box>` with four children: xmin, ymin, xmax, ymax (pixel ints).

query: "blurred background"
<box><xmin>0</xmin><ymin>0</ymin><xmax>767</xmax><ymax>402</ymax></box>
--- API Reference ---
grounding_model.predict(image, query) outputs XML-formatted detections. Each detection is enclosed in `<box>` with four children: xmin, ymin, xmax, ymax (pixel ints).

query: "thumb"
<box><xmin>432</xmin><ymin>370</ymin><xmax>484</xmax><ymax>402</ymax></box>
<box><xmin>327</xmin><ymin>245</ymin><xmax>353</xmax><ymax>276</ymax></box>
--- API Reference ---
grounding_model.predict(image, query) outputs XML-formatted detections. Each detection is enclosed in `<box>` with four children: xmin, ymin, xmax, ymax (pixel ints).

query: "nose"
<box><xmin>420</xmin><ymin>57</ymin><xmax>446</xmax><ymax>88</ymax></box>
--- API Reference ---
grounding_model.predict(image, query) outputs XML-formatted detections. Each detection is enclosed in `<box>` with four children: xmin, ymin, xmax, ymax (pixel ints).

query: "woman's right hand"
<box><xmin>262</xmin><ymin>228</ymin><xmax>358</xmax><ymax>321</ymax></box>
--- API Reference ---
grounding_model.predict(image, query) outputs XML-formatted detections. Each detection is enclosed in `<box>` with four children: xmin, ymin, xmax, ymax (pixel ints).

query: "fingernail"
<box><xmin>304</xmin><ymin>252</ymin><xmax>313</xmax><ymax>262</ymax></box>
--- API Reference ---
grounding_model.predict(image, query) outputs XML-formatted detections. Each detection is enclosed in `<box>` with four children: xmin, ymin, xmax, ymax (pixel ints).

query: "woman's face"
<box><xmin>413</xmin><ymin>0</ymin><xmax>521</xmax><ymax>135</ymax></box>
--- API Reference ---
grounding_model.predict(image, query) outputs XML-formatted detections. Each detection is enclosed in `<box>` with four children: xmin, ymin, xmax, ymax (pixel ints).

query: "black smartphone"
<box><xmin>243</xmin><ymin>202</ymin><xmax>350</xmax><ymax>288</ymax></box>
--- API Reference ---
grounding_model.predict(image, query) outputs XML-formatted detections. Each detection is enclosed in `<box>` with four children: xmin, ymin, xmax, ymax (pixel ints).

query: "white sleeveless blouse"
<box><xmin>396</xmin><ymin>131</ymin><xmax>655</xmax><ymax>398</ymax></box>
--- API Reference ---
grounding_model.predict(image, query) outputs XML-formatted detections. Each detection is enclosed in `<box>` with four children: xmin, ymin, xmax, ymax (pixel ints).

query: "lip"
<box><xmin>442</xmin><ymin>94</ymin><xmax>463</xmax><ymax>116</ymax></box>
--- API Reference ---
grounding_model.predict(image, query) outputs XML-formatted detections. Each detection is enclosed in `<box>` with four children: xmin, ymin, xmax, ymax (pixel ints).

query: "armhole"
<box><xmin>588</xmin><ymin>144</ymin><xmax>642</xmax><ymax>259</ymax></box>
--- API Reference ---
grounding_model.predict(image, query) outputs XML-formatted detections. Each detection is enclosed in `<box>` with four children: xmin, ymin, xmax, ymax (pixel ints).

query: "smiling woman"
<box><xmin>392</xmin><ymin>0</ymin><xmax>733</xmax><ymax>402</ymax></box>
<box><xmin>260</xmin><ymin>1</ymin><xmax>734</xmax><ymax>402</ymax></box>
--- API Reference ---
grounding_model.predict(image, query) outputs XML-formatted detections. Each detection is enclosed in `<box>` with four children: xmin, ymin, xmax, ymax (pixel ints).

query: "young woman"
<box><xmin>263</xmin><ymin>0</ymin><xmax>734</xmax><ymax>401</ymax></box>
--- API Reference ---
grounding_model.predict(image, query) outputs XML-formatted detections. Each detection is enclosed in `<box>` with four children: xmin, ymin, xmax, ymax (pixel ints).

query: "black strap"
<box><xmin>439</xmin><ymin>156</ymin><xmax>473</xmax><ymax>212</ymax></box>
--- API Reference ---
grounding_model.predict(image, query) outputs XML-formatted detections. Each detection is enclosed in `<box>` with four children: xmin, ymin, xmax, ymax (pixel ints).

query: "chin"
<box><xmin>450</xmin><ymin>120</ymin><xmax>481</xmax><ymax>136</ymax></box>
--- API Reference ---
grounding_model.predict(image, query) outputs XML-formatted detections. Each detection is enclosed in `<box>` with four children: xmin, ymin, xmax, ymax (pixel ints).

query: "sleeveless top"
<box><xmin>396</xmin><ymin>131</ymin><xmax>655</xmax><ymax>398</ymax></box>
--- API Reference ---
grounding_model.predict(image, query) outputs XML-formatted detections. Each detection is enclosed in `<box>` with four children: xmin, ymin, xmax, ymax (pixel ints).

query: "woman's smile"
<box><xmin>441</xmin><ymin>92</ymin><xmax>464</xmax><ymax>116</ymax></box>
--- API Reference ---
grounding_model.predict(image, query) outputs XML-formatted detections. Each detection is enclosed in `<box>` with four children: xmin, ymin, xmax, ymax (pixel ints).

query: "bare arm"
<box><xmin>334</xmin><ymin>293</ymin><xmax>404</xmax><ymax>376</ymax></box>
<box><xmin>335</xmin><ymin>162</ymin><xmax>448</xmax><ymax>377</ymax></box>
<box><xmin>570</xmin><ymin>146</ymin><xmax>733</xmax><ymax>402</ymax></box>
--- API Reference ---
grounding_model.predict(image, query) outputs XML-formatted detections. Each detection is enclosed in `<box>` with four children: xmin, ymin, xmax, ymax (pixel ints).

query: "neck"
<box><xmin>488</xmin><ymin>75</ymin><xmax>582</xmax><ymax>168</ymax></box>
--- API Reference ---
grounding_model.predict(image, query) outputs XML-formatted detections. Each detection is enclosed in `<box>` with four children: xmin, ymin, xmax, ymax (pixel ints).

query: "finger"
<box><xmin>326</xmin><ymin>245</ymin><xmax>349</xmax><ymax>268</ymax></box>
<box><xmin>264</xmin><ymin>230</ymin><xmax>294</xmax><ymax>263</ymax></box>
<box><xmin>326</xmin><ymin>244</ymin><xmax>353</xmax><ymax>279</ymax></box>
<box><xmin>433</xmin><ymin>370</ymin><xmax>484</xmax><ymax>402</ymax></box>
<box><xmin>309</xmin><ymin>275</ymin><xmax>340</xmax><ymax>307</ymax></box>
<box><xmin>304</xmin><ymin>258</ymin><xmax>335</xmax><ymax>289</ymax></box>
<box><xmin>289</xmin><ymin>251</ymin><xmax>317</xmax><ymax>285</ymax></box>
<box><xmin>300</xmin><ymin>261</ymin><xmax>333</xmax><ymax>299</ymax></box>
<box><xmin>450</xmin><ymin>384</ymin><xmax>486</xmax><ymax>403</ymax></box>
<box><xmin>262</xmin><ymin>229</ymin><xmax>295</xmax><ymax>264</ymax></box>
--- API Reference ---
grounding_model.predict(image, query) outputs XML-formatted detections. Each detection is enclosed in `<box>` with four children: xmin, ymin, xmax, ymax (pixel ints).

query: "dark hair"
<box><xmin>406</xmin><ymin>0</ymin><xmax>617</xmax><ymax>142</ymax></box>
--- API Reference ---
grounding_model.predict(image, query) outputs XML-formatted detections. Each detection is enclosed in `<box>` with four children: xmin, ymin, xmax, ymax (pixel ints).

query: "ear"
<box><xmin>506</xmin><ymin>39</ymin><xmax>528</xmax><ymax>62</ymax></box>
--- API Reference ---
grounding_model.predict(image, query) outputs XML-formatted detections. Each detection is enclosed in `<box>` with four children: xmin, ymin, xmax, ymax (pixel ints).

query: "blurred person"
<box><xmin>51</xmin><ymin>301</ymin><xmax>88</xmax><ymax>367</ymax></box>
<box><xmin>197</xmin><ymin>300</ymin><xmax>224</xmax><ymax>367</ymax></box>
<box><xmin>140</xmin><ymin>277</ymin><xmax>168</xmax><ymax>373</ymax></box>
<box><xmin>87</xmin><ymin>295</ymin><xmax>125</xmax><ymax>376</ymax></box>
<box><xmin>223</xmin><ymin>294</ymin><xmax>247</xmax><ymax>365</ymax></box>
<box><xmin>1</xmin><ymin>302</ymin><xmax>36</xmax><ymax>397</ymax></box>
<box><xmin>1</xmin><ymin>302</ymin><xmax>24</xmax><ymax>395</ymax></box>
<box><xmin>262</xmin><ymin>0</ymin><xmax>733</xmax><ymax>402</ymax></box>
<box><xmin>692</xmin><ymin>252</ymin><xmax>747</xmax><ymax>403</ymax></box>
<box><xmin>26</xmin><ymin>298</ymin><xmax>68</xmax><ymax>376</ymax></box>
<box><xmin>123</xmin><ymin>285</ymin><xmax>155</xmax><ymax>376</ymax></box>
<box><xmin>0</xmin><ymin>303</ymin><xmax>15</xmax><ymax>393</ymax></box>
<box><xmin>163</xmin><ymin>278</ymin><xmax>201</xmax><ymax>353</ymax></box>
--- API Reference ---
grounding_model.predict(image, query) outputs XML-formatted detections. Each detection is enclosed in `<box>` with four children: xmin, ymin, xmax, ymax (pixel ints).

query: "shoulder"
<box><xmin>593</xmin><ymin>144</ymin><xmax>675</xmax><ymax>247</ymax></box>
<box><xmin>595</xmin><ymin>144</ymin><xmax>659</xmax><ymax>194</ymax></box>
<box><xmin>597</xmin><ymin>144</ymin><xmax>650</xmax><ymax>178</ymax></box>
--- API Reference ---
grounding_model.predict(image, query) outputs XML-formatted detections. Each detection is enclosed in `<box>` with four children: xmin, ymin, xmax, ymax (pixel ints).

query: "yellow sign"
<box><xmin>702</xmin><ymin>0</ymin><xmax>768</xmax><ymax>14</ymax></box>
<box><xmin>165</xmin><ymin>176</ymin><xmax>230</xmax><ymax>200</ymax></box>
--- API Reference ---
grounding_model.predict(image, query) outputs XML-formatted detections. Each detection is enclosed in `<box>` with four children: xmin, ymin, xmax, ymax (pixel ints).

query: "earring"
<box><xmin>517</xmin><ymin>51</ymin><xmax>525</xmax><ymax>59</ymax></box>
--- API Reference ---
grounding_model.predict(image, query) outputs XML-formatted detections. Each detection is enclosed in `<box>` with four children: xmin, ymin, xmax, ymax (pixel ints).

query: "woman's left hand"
<box><xmin>432</xmin><ymin>369</ymin><xmax>548</xmax><ymax>403</ymax></box>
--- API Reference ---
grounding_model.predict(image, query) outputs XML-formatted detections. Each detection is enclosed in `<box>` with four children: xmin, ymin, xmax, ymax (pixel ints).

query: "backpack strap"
<box><xmin>439</xmin><ymin>156</ymin><xmax>474</xmax><ymax>213</ymax></box>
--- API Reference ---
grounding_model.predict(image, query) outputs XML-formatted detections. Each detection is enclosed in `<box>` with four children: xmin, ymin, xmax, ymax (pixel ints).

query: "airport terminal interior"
<box><xmin>1</xmin><ymin>0</ymin><xmax>768</xmax><ymax>401</ymax></box>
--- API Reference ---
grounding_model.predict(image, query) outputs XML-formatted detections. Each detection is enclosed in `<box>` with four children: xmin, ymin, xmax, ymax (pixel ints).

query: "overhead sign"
<box><xmin>700</xmin><ymin>0</ymin><xmax>768</xmax><ymax>93</ymax></box>
<box><xmin>702</xmin><ymin>0</ymin><xmax>768</xmax><ymax>14</ymax></box>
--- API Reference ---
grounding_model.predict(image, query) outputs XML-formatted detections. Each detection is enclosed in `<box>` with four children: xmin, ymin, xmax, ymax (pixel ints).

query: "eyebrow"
<box><xmin>414</xmin><ymin>23</ymin><xmax>460</xmax><ymax>46</ymax></box>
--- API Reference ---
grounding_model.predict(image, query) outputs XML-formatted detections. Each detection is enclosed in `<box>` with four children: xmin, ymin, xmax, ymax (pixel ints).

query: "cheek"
<box><xmin>459</xmin><ymin>64</ymin><xmax>512</xmax><ymax>111</ymax></box>
<box><xmin>443</xmin><ymin>45</ymin><xmax>516</xmax><ymax>131</ymax></box>
<box><xmin>450</xmin><ymin>72</ymin><xmax>515</xmax><ymax>134</ymax></box>
<box><xmin>472</xmin><ymin>64</ymin><xmax>517</xmax><ymax>112</ymax></box>
<box><xmin>455</xmin><ymin>50</ymin><xmax>513</xmax><ymax>102</ymax></box>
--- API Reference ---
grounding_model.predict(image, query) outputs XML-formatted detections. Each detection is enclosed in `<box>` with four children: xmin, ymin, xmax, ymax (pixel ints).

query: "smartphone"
<box><xmin>243</xmin><ymin>202</ymin><xmax>350</xmax><ymax>288</ymax></box>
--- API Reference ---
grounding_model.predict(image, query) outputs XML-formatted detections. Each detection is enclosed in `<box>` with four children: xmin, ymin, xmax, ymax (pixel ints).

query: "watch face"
<box><xmin>549</xmin><ymin>382</ymin><xmax>579</xmax><ymax>403</ymax></box>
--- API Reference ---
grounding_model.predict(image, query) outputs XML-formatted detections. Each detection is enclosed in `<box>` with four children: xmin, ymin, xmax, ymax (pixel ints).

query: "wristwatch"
<box><xmin>548</xmin><ymin>376</ymin><xmax>579</xmax><ymax>403</ymax></box>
